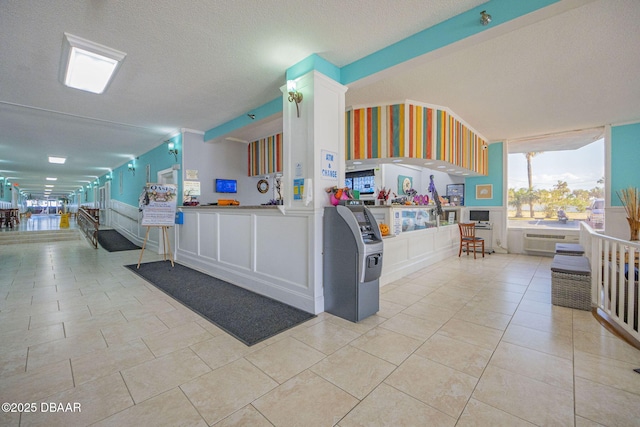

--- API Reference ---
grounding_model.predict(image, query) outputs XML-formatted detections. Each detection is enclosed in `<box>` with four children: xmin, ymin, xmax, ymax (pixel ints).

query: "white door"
<box><xmin>99</xmin><ymin>181</ymin><xmax>111</xmax><ymax>226</ymax></box>
<box><xmin>156</xmin><ymin>168</ymin><xmax>178</xmax><ymax>255</ymax></box>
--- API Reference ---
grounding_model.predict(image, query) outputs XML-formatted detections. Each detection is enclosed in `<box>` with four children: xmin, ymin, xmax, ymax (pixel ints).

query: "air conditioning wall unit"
<box><xmin>523</xmin><ymin>233</ymin><xmax>580</xmax><ymax>254</ymax></box>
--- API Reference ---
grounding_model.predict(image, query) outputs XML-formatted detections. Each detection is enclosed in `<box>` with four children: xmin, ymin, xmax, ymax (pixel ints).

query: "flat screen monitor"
<box><xmin>215</xmin><ymin>179</ymin><xmax>237</xmax><ymax>193</ymax></box>
<box><xmin>469</xmin><ymin>210</ymin><xmax>490</xmax><ymax>222</ymax></box>
<box><xmin>345</xmin><ymin>169</ymin><xmax>375</xmax><ymax>195</ymax></box>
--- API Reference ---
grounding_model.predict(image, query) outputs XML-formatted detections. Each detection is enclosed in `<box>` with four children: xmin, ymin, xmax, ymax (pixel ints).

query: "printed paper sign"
<box><xmin>321</xmin><ymin>150</ymin><xmax>338</xmax><ymax>181</ymax></box>
<box><xmin>140</xmin><ymin>183</ymin><xmax>178</xmax><ymax>227</ymax></box>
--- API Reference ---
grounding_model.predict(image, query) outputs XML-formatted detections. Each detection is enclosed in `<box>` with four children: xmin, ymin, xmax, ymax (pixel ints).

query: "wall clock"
<box><xmin>398</xmin><ymin>175</ymin><xmax>413</xmax><ymax>195</ymax></box>
<box><xmin>257</xmin><ymin>179</ymin><xmax>269</xmax><ymax>193</ymax></box>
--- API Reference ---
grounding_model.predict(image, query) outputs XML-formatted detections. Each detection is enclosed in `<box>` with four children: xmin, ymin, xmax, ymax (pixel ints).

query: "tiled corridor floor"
<box><xmin>0</xmin><ymin>214</ymin><xmax>79</xmax><ymax>233</ymax></box>
<box><xmin>1</xmin><ymin>236</ymin><xmax>640</xmax><ymax>426</ymax></box>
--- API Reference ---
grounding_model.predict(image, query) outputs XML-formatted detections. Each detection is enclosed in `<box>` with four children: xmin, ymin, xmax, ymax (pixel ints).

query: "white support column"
<box><xmin>282</xmin><ymin>71</ymin><xmax>348</xmax><ymax>211</ymax></box>
<box><xmin>281</xmin><ymin>70</ymin><xmax>348</xmax><ymax>313</ymax></box>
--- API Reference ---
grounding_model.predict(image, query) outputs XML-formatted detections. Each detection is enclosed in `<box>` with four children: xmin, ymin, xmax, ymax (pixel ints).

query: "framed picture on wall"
<box><xmin>476</xmin><ymin>184</ymin><xmax>493</xmax><ymax>199</ymax></box>
<box><xmin>446</xmin><ymin>184</ymin><xmax>464</xmax><ymax>197</ymax></box>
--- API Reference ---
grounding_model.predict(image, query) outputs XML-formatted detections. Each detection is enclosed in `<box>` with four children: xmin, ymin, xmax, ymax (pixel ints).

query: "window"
<box><xmin>507</xmin><ymin>128</ymin><xmax>604</xmax><ymax>230</ymax></box>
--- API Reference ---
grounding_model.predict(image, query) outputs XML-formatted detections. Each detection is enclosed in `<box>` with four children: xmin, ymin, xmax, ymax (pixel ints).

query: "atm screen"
<box><xmin>353</xmin><ymin>211</ymin><xmax>366</xmax><ymax>223</ymax></box>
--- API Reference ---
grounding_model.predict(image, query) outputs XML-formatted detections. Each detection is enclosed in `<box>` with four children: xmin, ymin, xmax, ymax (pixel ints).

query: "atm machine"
<box><xmin>323</xmin><ymin>201</ymin><xmax>384</xmax><ymax>322</ymax></box>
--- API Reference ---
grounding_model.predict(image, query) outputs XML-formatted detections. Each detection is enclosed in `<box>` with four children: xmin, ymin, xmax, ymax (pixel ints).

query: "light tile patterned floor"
<box><xmin>2</xmin><ymin>236</ymin><xmax>640</xmax><ymax>426</ymax></box>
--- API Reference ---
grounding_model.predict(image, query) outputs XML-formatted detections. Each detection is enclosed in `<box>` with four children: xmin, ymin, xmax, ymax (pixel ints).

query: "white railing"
<box><xmin>581</xmin><ymin>223</ymin><xmax>639</xmax><ymax>342</ymax></box>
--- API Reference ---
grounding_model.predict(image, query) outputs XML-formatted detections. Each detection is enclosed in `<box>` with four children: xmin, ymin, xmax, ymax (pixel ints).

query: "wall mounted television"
<box><xmin>215</xmin><ymin>179</ymin><xmax>237</xmax><ymax>193</ymax></box>
<box><xmin>345</xmin><ymin>169</ymin><xmax>375</xmax><ymax>195</ymax></box>
<box><xmin>469</xmin><ymin>210</ymin><xmax>490</xmax><ymax>222</ymax></box>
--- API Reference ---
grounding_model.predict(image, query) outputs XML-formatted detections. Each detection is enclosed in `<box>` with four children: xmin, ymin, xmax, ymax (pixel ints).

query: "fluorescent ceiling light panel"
<box><xmin>48</xmin><ymin>156</ymin><xmax>66</xmax><ymax>164</ymax></box>
<box><xmin>45</xmin><ymin>185</ymin><xmax>54</xmax><ymax>188</ymax></box>
<box><xmin>61</xmin><ymin>33</ymin><xmax>126</xmax><ymax>94</ymax></box>
<box><xmin>46</xmin><ymin>177</ymin><xmax>57</xmax><ymax>181</ymax></box>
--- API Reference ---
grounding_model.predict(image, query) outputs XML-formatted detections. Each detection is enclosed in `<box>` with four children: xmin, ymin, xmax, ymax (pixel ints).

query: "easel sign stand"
<box><xmin>137</xmin><ymin>226</ymin><xmax>174</xmax><ymax>268</ymax></box>
<box><xmin>137</xmin><ymin>183</ymin><xmax>178</xmax><ymax>269</ymax></box>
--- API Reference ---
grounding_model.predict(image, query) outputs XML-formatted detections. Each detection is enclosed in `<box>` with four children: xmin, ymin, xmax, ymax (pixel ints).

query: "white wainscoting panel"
<box><xmin>380</xmin><ymin>226</ymin><xmax>457</xmax><ymax>286</ymax></box>
<box><xmin>198</xmin><ymin>212</ymin><xmax>218</xmax><ymax>260</ymax></box>
<box><xmin>255</xmin><ymin>215</ymin><xmax>309</xmax><ymax>289</ymax></box>
<box><xmin>219</xmin><ymin>213</ymin><xmax>252</xmax><ymax>270</ymax></box>
<box><xmin>178</xmin><ymin>211</ymin><xmax>199</xmax><ymax>255</ymax></box>
<box><xmin>109</xmin><ymin>201</ymin><xmax>158</xmax><ymax>251</ymax></box>
<box><xmin>175</xmin><ymin>207</ymin><xmax>320</xmax><ymax>313</ymax></box>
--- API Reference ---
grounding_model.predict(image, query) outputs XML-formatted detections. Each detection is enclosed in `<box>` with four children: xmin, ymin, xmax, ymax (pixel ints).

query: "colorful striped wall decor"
<box><xmin>346</xmin><ymin>104</ymin><xmax>405</xmax><ymax>161</ymax></box>
<box><xmin>247</xmin><ymin>133</ymin><xmax>283</xmax><ymax>176</ymax></box>
<box><xmin>346</xmin><ymin>102</ymin><xmax>488</xmax><ymax>175</ymax></box>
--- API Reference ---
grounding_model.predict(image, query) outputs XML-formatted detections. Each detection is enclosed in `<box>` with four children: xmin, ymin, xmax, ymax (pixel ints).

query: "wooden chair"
<box><xmin>458</xmin><ymin>223</ymin><xmax>484</xmax><ymax>259</ymax></box>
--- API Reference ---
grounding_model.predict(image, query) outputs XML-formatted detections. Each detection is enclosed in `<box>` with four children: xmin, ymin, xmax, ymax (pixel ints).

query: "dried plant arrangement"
<box><xmin>617</xmin><ymin>187</ymin><xmax>640</xmax><ymax>241</ymax></box>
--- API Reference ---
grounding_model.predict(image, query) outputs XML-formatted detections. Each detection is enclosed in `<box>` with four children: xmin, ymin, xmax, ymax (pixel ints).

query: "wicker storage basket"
<box><xmin>551</xmin><ymin>271</ymin><xmax>591</xmax><ymax>310</ymax></box>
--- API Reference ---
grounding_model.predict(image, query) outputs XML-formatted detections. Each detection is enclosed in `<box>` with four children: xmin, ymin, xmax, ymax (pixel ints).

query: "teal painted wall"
<box><xmin>464</xmin><ymin>142</ymin><xmax>503</xmax><ymax>207</ymax></box>
<box><xmin>611</xmin><ymin>122</ymin><xmax>640</xmax><ymax>206</ymax></box>
<box><xmin>109</xmin><ymin>134</ymin><xmax>181</xmax><ymax>206</ymax></box>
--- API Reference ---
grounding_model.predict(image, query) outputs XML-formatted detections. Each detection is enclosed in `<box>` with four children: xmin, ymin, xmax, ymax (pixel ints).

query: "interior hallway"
<box><xmin>1</xmin><ymin>233</ymin><xmax>640</xmax><ymax>426</ymax></box>
<box><xmin>0</xmin><ymin>214</ymin><xmax>79</xmax><ymax>233</ymax></box>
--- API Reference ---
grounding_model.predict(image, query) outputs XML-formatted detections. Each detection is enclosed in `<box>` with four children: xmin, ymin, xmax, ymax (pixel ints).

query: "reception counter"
<box><xmin>368</xmin><ymin>205</ymin><xmax>460</xmax><ymax>285</ymax></box>
<box><xmin>173</xmin><ymin>204</ymin><xmax>460</xmax><ymax>314</ymax></box>
<box><xmin>175</xmin><ymin>205</ymin><xmax>323</xmax><ymax>314</ymax></box>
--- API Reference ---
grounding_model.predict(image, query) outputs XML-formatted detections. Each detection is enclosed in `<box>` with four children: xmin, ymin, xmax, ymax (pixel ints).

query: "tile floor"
<box><xmin>0</xmin><ymin>213</ymin><xmax>78</xmax><ymax>233</ymax></box>
<box><xmin>1</xmin><ymin>236</ymin><xmax>640</xmax><ymax>426</ymax></box>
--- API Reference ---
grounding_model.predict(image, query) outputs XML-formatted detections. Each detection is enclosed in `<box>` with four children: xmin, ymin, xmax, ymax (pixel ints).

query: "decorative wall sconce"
<box><xmin>168</xmin><ymin>141</ymin><xmax>178</xmax><ymax>161</ymax></box>
<box><xmin>287</xmin><ymin>80</ymin><xmax>303</xmax><ymax>118</ymax></box>
<box><xmin>480</xmin><ymin>10</ymin><xmax>492</xmax><ymax>26</ymax></box>
<box><xmin>128</xmin><ymin>162</ymin><xmax>135</xmax><ymax>175</ymax></box>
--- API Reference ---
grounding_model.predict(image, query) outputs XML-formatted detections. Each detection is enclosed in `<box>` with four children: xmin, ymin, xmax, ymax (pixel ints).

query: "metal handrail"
<box><xmin>78</xmin><ymin>208</ymin><xmax>99</xmax><ymax>248</ymax></box>
<box><xmin>109</xmin><ymin>207</ymin><xmax>139</xmax><ymax>222</ymax></box>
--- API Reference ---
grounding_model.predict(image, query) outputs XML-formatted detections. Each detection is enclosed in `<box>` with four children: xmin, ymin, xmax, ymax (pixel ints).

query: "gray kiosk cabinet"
<box><xmin>323</xmin><ymin>202</ymin><xmax>384</xmax><ymax>322</ymax></box>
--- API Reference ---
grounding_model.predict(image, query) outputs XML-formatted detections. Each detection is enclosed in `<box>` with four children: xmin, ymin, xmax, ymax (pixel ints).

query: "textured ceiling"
<box><xmin>346</xmin><ymin>0</ymin><xmax>640</xmax><ymax>141</ymax></box>
<box><xmin>1</xmin><ymin>0</ymin><xmax>639</xmax><ymax>198</ymax></box>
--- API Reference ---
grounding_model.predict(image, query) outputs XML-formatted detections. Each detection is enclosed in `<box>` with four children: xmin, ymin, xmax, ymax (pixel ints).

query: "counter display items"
<box><xmin>428</xmin><ymin>175</ymin><xmax>444</xmax><ymax>216</ymax></box>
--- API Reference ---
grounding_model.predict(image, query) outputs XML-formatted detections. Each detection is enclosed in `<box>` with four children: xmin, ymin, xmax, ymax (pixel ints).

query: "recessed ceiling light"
<box><xmin>46</xmin><ymin>177</ymin><xmax>58</xmax><ymax>181</ymax></box>
<box><xmin>61</xmin><ymin>33</ymin><xmax>126</xmax><ymax>94</ymax></box>
<box><xmin>392</xmin><ymin>159</ymin><xmax>403</xmax><ymax>163</ymax></box>
<box><xmin>462</xmin><ymin>173</ymin><xmax>470</xmax><ymax>176</ymax></box>
<box><xmin>45</xmin><ymin>185</ymin><xmax>54</xmax><ymax>188</ymax></box>
<box><xmin>447</xmin><ymin>169</ymin><xmax>455</xmax><ymax>172</ymax></box>
<box><xmin>48</xmin><ymin>156</ymin><xmax>66</xmax><ymax>164</ymax></box>
<box><xmin>437</xmin><ymin>165</ymin><xmax>446</xmax><ymax>169</ymax></box>
<box><xmin>424</xmin><ymin>162</ymin><xmax>434</xmax><ymax>165</ymax></box>
<box><xmin>352</xmin><ymin>161</ymin><xmax>362</xmax><ymax>165</ymax></box>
